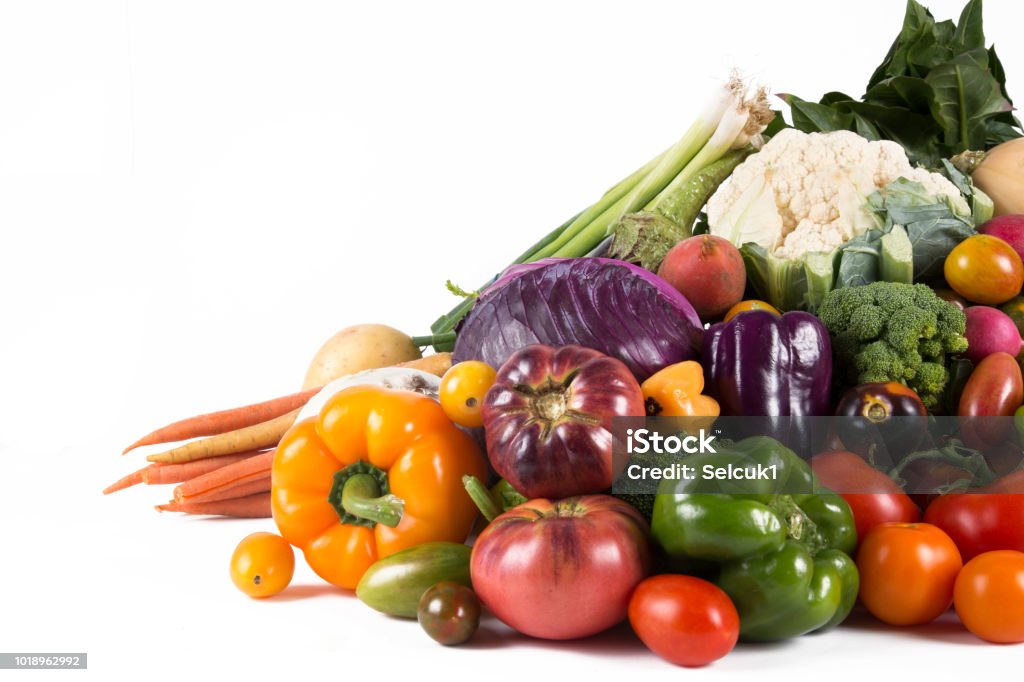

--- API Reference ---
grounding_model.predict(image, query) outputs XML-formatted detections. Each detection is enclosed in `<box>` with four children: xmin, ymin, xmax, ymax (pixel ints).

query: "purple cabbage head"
<box><xmin>452</xmin><ymin>258</ymin><xmax>704</xmax><ymax>380</ymax></box>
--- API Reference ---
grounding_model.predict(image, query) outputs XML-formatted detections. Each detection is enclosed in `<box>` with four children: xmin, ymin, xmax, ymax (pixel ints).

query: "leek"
<box><xmin>427</xmin><ymin>76</ymin><xmax>774</xmax><ymax>348</ymax></box>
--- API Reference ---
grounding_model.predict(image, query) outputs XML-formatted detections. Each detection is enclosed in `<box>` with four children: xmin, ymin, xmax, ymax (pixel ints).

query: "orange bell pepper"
<box><xmin>640</xmin><ymin>360</ymin><xmax>720</xmax><ymax>429</ymax></box>
<box><xmin>271</xmin><ymin>385</ymin><xmax>488</xmax><ymax>589</ymax></box>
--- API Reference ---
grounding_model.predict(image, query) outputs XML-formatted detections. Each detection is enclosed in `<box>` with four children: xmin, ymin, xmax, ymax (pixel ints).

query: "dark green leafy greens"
<box><xmin>782</xmin><ymin>0</ymin><xmax>1021</xmax><ymax>167</ymax></box>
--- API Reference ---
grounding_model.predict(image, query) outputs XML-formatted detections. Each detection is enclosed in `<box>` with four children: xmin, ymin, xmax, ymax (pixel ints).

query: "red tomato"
<box><xmin>857</xmin><ymin>523</ymin><xmax>963</xmax><ymax>626</ymax></box>
<box><xmin>628</xmin><ymin>575</ymin><xmax>738</xmax><ymax>667</ymax></box>
<box><xmin>470</xmin><ymin>495</ymin><xmax>650</xmax><ymax>640</ymax></box>
<box><xmin>925</xmin><ymin>485</ymin><xmax>1024</xmax><ymax>561</ymax></box>
<box><xmin>957</xmin><ymin>352</ymin><xmax>1023</xmax><ymax>448</ymax></box>
<box><xmin>810</xmin><ymin>451</ymin><xmax>920</xmax><ymax>541</ymax></box>
<box><xmin>954</xmin><ymin>550</ymin><xmax>1024</xmax><ymax>643</ymax></box>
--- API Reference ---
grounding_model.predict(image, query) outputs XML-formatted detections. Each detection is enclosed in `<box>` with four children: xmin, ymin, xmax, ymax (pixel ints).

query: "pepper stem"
<box><xmin>770</xmin><ymin>494</ymin><xmax>827</xmax><ymax>556</ymax></box>
<box><xmin>328</xmin><ymin>462</ymin><xmax>404</xmax><ymax>528</ymax></box>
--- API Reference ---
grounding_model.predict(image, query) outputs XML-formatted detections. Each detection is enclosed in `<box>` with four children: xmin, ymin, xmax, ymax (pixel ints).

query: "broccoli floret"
<box><xmin>918</xmin><ymin>337</ymin><xmax>943</xmax><ymax>359</ymax></box>
<box><xmin>848</xmin><ymin>305</ymin><xmax>886</xmax><ymax>341</ymax></box>
<box><xmin>818</xmin><ymin>282</ymin><xmax>967</xmax><ymax>411</ymax></box>
<box><xmin>884</xmin><ymin>307</ymin><xmax>937</xmax><ymax>353</ymax></box>
<box><xmin>914</xmin><ymin>362</ymin><xmax>950</xmax><ymax>401</ymax></box>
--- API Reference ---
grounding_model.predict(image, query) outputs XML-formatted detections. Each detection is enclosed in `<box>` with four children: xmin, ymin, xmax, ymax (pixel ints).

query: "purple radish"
<box><xmin>964</xmin><ymin>305</ymin><xmax>1024</xmax><ymax>364</ymax></box>
<box><xmin>980</xmin><ymin>215</ymin><xmax>1024</xmax><ymax>264</ymax></box>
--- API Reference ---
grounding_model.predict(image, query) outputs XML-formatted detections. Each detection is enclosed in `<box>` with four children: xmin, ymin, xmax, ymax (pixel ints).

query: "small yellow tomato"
<box><xmin>230</xmin><ymin>532</ymin><xmax>295</xmax><ymax>598</ymax></box>
<box><xmin>723</xmin><ymin>299</ymin><xmax>781</xmax><ymax>322</ymax></box>
<box><xmin>439</xmin><ymin>361</ymin><xmax>497</xmax><ymax>428</ymax></box>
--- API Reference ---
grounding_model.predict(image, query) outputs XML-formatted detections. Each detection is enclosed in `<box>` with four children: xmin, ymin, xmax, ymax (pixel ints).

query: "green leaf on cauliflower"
<box><xmin>836</xmin><ymin>232</ymin><xmax>882</xmax><ymax>289</ymax></box>
<box><xmin>880</xmin><ymin>226</ymin><xmax>915</xmax><ymax>284</ymax></box>
<box><xmin>866</xmin><ymin>177</ymin><xmax>974</xmax><ymax>282</ymax></box>
<box><xmin>740</xmin><ymin>244</ymin><xmax>837</xmax><ymax>313</ymax></box>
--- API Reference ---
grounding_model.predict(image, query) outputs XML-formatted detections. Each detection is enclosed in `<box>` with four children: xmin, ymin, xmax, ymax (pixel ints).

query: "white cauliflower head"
<box><xmin>707</xmin><ymin>129</ymin><xmax>969</xmax><ymax>260</ymax></box>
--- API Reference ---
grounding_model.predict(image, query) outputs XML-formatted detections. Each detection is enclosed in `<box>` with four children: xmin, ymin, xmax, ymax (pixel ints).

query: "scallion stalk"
<box><xmin>427</xmin><ymin>76</ymin><xmax>774</xmax><ymax>344</ymax></box>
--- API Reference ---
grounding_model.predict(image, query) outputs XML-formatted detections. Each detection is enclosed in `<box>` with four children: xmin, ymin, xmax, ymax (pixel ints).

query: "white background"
<box><xmin>2</xmin><ymin>1</ymin><xmax>1023</xmax><ymax>679</ymax></box>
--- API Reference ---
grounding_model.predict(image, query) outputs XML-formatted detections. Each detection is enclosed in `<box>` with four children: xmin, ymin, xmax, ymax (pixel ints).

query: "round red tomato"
<box><xmin>954</xmin><ymin>550</ymin><xmax>1024</xmax><ymax>643</ymax></box>
<box><xmin>857</xmin><ymin>523</ymin><xmax>963</xmax><ymax>626</ymax></box>
<box><xmin>628</xmin><ymin>575</ymin><xmax>739</xmax><ymax>667</ymax></box>
<box><xmin>925</xmin><ymin>488</ymin><xmax>1024</xmax><ymax>560</ymax></box>
<box><xmin>810</xmin><ymin>451</ymin><xmax>920</xmax><ymax>541</ymax></box>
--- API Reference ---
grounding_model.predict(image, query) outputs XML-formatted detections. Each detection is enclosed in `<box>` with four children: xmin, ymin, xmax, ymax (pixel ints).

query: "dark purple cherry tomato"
<box><xmin>834</xmin><ymin>382</ymin><xmax>927</xmax><ymax>466</ymax></box>
<box><xmin>417</xmin><ymin>582</ymin><xmax>481</xmax><ymax>646</ymax></box>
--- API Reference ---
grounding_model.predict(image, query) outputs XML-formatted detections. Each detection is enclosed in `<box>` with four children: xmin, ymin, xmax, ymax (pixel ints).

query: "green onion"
<box><xmin>428</xmin><ymin>76</ymin><xmax>774</xmax><ymax>343</ymax></box>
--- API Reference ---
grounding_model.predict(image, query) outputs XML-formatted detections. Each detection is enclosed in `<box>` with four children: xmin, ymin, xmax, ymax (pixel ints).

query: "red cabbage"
<box><xmin>452</xmin><ymin>258</ymin><xmax>704</xmax><ymax>380</ymax></box>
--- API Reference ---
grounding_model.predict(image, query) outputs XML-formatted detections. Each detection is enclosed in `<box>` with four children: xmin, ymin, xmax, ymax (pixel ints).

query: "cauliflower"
<box><xmin>708</xmin><ymin>129</ymin><xmax>968</xmax><ymax>260</ymax></box>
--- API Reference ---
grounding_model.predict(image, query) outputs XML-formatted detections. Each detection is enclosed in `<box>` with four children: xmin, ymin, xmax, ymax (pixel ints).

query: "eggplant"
<box><xmin>702</xmin><ymin>310</ymin><xmax>832</xmax><ymax>449</ymax></box>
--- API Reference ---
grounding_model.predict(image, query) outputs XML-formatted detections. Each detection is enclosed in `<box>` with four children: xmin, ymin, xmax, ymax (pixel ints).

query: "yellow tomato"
<box><xmin>944</xmin><ymin>235</ymin><xmax>1024</xmax><ymax>305</ymax></box>
<box><xmin>439</xmin><ymin>361</ymin><xmax>497</xmax><ymax>428</ymax></box>
<box><xmin>723</xmin><ymin>300</ymin><xmax>781</xmax><ymax>322</ymax></box>
<box><xmin>230</xmin><ymin>532</ymin><xmax>295</xmax><ymax>598</ymax></box>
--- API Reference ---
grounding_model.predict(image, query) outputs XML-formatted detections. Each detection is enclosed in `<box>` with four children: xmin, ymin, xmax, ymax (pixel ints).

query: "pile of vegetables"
<box><xmin>108</xmin><ymin>0</ymin><xmax>1024</xmax><ymax>667</ymax></box>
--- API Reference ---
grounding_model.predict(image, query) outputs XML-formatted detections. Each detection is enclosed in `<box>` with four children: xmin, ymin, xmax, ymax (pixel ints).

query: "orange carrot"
<box><xmin>123</xmin><ymin>354</ymin><xmax>450</xmax><ymax>455</ymax></box>
<box><xmin>122</xmin><ymin>387</ymin><xmax>321</xmax><ymax>454</ymax></box>
<box><xmin>172</xmin><ymin>450</ymin><xmax>275</xmax><ymax>501</ymax></box>
<box><xmin>177</xmin><ymin>475</ymin><xmax>271</xmax><ymax>504</ymax></box>
<box><xmin>140</xmin><ymin>451</ymin><xmax>262</xmax><ymax>485</ymax></box>
<box><xmin>146</xmin><ymin>410</ymin><xmax>299</xmax><ymax>464</ymax></box>
<box><xmin>156</xmin><ymin>493</ymin><xmax>271</xmax><ymax>518</ymax></box>
<box><xmin>102</xmin><ymin>467</ymin><xmax>148</xmax><ymax>495</ymax></box>
<box><xmin>102</xmin><ymin>451</ymin><xmax>264</xmax><ymax>494</ymax></box>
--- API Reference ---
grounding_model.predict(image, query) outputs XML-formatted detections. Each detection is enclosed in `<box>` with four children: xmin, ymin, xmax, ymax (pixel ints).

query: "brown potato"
<box><xmin>303</xmin><ymin>324</ymin><xmax>421</xmax><ymax>389</ymax></box>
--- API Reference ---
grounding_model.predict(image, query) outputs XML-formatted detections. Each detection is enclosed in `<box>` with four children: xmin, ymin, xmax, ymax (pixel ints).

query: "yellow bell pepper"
<box><xmin>272</xmin><ymin>384</ymin><xmax>488</xmax><ymax>589</ymax></box>
<box><xmin>641</xmin><ymin>360</ymin><xmax>720</xmax><ymax>429</ymax></box>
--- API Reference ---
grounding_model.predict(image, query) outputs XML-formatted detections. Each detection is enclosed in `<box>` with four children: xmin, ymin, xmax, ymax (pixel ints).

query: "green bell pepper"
<box><xmin>651</xmin><ymin>436</ymin><xmax>859</xmax><ymax>642</ymax></box>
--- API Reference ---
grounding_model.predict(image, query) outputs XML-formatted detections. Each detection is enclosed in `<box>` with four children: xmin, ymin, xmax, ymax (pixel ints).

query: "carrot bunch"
<box><xmin>107</xmin><ymin>353</ymin><xmax>453</xmax><ymax>518</ymax></box>
<box><xmin>105</xmin><ymin>387</ymin><xmax>305</xmax><ymax>517</ymax></box>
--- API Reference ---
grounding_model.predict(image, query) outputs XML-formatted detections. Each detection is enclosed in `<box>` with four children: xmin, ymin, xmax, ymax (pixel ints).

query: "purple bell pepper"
<box><xmin>702</xmin><ymin>310</ymin><xmax>832</xmax><ymax>418</ymax></box>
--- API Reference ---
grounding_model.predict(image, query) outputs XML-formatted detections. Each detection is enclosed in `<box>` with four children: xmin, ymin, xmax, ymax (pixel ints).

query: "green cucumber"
<box><xmin>355</xmin><ymin>542</ymin><xmax>471</xmax><ymax>618</ymax></box>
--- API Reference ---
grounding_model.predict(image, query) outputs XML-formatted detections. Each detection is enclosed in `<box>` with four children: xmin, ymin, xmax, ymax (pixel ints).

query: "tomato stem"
<box><xmin>888</xmin><ymin>439</ymin><xmax>998</xmax><ymax>491</ymax></box>
<box><xmin>462</xmin><ymin>475</ymin><xmax>502</xmax><ymax>522</ymax></box>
